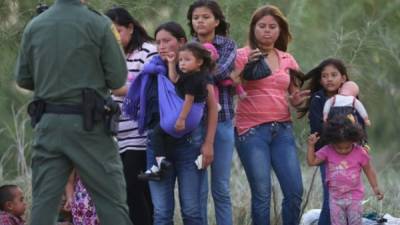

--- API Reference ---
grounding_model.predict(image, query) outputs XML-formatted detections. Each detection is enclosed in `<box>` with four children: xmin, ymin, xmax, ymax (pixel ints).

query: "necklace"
<box><xmin>259</xmin><ymin>47</ymin><xmax>273</xmax><ymax>57</ymax></box>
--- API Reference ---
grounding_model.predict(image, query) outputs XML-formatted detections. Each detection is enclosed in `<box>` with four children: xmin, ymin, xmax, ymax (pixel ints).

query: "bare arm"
<box><xmin>166</xmin><ymin>52</ymin><xmax>179</xmax><ymax>83</ymax></box>
<box><xmin>362</xmin><ymin>162</ymin><xmax>384</xmax><ymax>200</ymax></box>
<box><xmin>307</xmin><ymin>133</ymin><xmax>325</xmax><ymax>166</ymax></box>
<box><xmin>288</xmin><ymin>83</ymin><xmax>310</xmax><ymax>108</ymax></box>
<box><xmin>201</xmin><ymin>84</ymin><xmax>218</xmax><ymax>168</ymax></box>
<box><xmin>175</xmin><ymin>94</ymin><xmax>194</xmax><ymax>131</ymax></box>
<box><xmin>168</xmin><ymin>62</ymin><xmax>179</xmax><ymax>83</ymax></box>
<box><xmin>112</xmin><ymin>85</ymin><xmax>128</xmax><ymax>96</ymax></box>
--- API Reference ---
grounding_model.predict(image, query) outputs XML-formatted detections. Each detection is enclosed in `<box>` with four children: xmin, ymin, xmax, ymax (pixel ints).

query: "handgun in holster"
<box><xmin>82</xmin><ymin>88</ymin><xmax>120</xmax><ymax>134</ymax></box>
<box><xmin>104</xmin><ymin>97</ymin><xmax>121</xmax><ymax>136</ymax></box>
<box><xmin>82</xmin><ymin>88</ymin><xmax>100</xmax><ymax>131</ymax></box>
<box><xmin>27</xmin><ymin>99</ymin><xmax>46</xmax><ymax>128</ymax></box>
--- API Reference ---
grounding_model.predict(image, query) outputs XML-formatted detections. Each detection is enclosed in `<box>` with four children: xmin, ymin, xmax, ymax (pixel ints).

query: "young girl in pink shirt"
<box><xmin>307</xmin><ymin>116</ymin><xmax>383</xmax><ymax>225</ymax></box>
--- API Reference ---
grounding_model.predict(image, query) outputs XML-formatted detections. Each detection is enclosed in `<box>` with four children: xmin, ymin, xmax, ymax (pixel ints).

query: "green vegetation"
<box><xmin>1</xmin><ymin>0</ymin><xmax>399</xmax><ymax>223</ymax></box>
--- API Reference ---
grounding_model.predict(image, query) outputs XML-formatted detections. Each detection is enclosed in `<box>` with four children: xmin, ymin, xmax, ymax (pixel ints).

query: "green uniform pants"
<box><xmin>29</xmin><ymin>114</ymin><xmax>133</xmax><ymax>225</ymax></box>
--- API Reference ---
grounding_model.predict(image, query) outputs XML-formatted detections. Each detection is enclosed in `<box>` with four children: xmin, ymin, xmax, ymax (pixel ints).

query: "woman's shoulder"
<box><xmin>128</xmin><ymin>42</ymin><xmax>156</xmax><ymax>59</ymax></box>
<box><xmin>134</xmin><ymin>42</ymin><xmax>157</xmax><ymax>59</ymax></box>
<box><xmin>309</xmin><ymin>90</ymin><xmax>327</xmax><ymax>110</ymax></box>
<box><xmin>236</xmin><ymin>46</ymin><xmax>250</xmax><ymax>58</ymax></box>
<box><xmin>237</xmin><ymin>46</ymin><xmax>251</xmax><ymax>53</ymax></box>
<box><xmin>311</xmin><ymin>90</ymin><xmax>326</xmax><ymax>101</ymax></box>
<box><xmin>141</xmin><ymin>42</ymin><xmax>157</xmax><ymax>53</ymax></box>
<box><xmin>276</xmin><ymin>49</ymin><xmax>294</xmax><ymax>57</ymax></box>
<box><xmin>214</xmin><ymin>34</ymin><xmax>235</xmax><ymax>43</ymax></box>
<box><xmin>214</xmin><ymin>35</ymin><xmax>236</xmax><ymax>49</ymax></box>
<box><xmin>276</xmin><ymin>49</ymin><xmax>298</xmax><ymax>69</ymax></box>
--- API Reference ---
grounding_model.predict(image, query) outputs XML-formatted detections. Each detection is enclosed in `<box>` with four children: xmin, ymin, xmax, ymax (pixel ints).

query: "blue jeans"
<box><xmin>201</xmin><ymin>120</ymin><xmax>234</xmax><ymax>225</ymax></box>
<box><xmin>235</xmin><ymin>122</ymin><xmax>303</xmax><ymax>225</ymax></box>
<box><xmin>318</xmin><ymin>164</ymin><xmax>331</xmax><ymax>225</ymax></box>
<box><xmin>147</xmin><ymin>126</ymin><xmax>206</xmax><ymax>225</ymax></box>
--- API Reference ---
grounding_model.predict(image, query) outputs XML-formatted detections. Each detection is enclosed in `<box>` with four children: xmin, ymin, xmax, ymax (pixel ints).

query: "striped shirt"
<box><xmin>113</xmin><ymin>42</ymin><xmax>157</xmax><ymax>153</ymax></box>
<box><xmin>235</xmin><ymin>47</ymin><xmax>299</xmax><ymax>135</ymax></box>
<box><xmin>194</xmin><ymin>35</ymin><xmax>237</xmax><ymax>121</ymax></box>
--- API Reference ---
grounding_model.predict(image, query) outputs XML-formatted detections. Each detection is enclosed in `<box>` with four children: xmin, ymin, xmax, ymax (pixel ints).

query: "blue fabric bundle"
<box><xmin>123</xmin><ymin>55</ymin><xmax>204</xmax><ymax>137</ymax></box>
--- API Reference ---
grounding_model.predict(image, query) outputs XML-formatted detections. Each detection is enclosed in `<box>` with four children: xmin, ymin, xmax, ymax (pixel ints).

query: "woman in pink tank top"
<box><xmin>234</xmin><ymin>5</ymin><xmax>309</xmax><ymax>225</ymax></box>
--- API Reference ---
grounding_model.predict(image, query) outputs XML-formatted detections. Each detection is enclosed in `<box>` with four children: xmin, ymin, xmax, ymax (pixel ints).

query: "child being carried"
<box><xmin>138</xmin><ymin>42</ymin><xmax>214</xmax><ymax>181</ymax></box>
<box><xmin>323</xmin><ymin>81</ymin><xmax>371</xmax><ymax>126</ymax></box>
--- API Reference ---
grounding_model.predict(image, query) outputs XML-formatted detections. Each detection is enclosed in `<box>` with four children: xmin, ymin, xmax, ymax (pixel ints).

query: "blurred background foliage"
<box><xmin>1</xmin><ymin>0</ymin><xmax>399</xmax><ymax>221</ymax></box>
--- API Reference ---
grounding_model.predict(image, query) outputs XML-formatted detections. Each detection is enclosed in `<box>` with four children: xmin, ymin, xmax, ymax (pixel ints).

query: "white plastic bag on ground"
<box><xmin>301</xmin><ymin>209</ymin><xmax>400</xmax><ymax>225</ymax></box>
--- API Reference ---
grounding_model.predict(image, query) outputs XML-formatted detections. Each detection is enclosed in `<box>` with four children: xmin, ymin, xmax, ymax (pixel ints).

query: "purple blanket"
<box><xmin>123</xmin><ymin>55</ymin><xmax>204</xmax><ymax>137</ymax></box>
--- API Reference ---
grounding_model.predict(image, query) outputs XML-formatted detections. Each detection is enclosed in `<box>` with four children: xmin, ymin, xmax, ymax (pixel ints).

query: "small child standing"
<box><xmin>64</xmin><ymin>169</ymin><xmax>99</xmax><ymax>225</ymax></box>
<box><xmin>307</xmin><ymin>116</ymin><xmax>383</xmax><ymax>225</ymax></box>
<box><xmin>323</xmin><ymin>81</ymin><xmax>371</xmax><ymax>126</ymax></box>
<box><xmin>0</xmin><ymin>185</ymin><xmax>26</xmax><ymax>225</ymax></box>
<box><xmin>138</xmin><ymin>42</ymin><xmax>213</xmax><ymax>181</ymax></box>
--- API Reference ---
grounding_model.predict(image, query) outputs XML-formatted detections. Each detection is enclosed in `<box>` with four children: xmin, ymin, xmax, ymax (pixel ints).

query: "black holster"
<box><xmin>27</xmin><ymin>99</ymin><xmax>46</xmax><ymax>128</ymax></box>
<box><xmin>27</xmin><ymin>89</ymin><xmax>120</xmax><ymax>135</ymax></box>
<box><xmin>104</xmin><ymin>97</ymin><xmax>121</xmax><ymax>136</ymax></box>
<box><xmin>82</xmin><ymin>88</ymin><xmax>120</xmax><ymax>135</ymax></box>
<box><xmin>82</xmin><ymin>88</ymin><xmax>106</xmax><ymax>132</ymax></box>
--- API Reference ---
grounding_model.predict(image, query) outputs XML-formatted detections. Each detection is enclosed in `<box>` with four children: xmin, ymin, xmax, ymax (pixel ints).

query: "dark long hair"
<box><xmin>154</xmin><ymin>21</ymin><xmax>187</xmax><ymax>43</ymax></box>
<box><xmin>179</xmin><ymin>42</ymin><xmax>215</xmax><ymax>72</ymax></box>
<box><xmin>248</xmin><ymin>5</ymin><xmax>291</xmax><ymax>51</ymax></box>
<box><xmin>187</xmin><ymin>0</ymin><xmax>230</xmax><ymax>37</ymax></box>
<box><xmin>297</xmin><ymin>58</ymin><xmax>350</xmax><ymax>118</ymax></box>
<box><xmin>105</xmin><ymin>7</ymin><xmax>153</xmax><ymax>53</ymax></box>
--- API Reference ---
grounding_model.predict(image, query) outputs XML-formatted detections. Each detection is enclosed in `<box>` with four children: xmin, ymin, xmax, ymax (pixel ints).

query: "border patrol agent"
<box><xmin>14</xmin><ymin>0</ymin><xmax>133</xmax><ymax>224</ymax></box>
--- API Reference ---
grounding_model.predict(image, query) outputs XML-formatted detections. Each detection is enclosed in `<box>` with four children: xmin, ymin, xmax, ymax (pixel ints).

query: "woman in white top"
<box><xmin>106</xmin><ymin>7</ymin><xmax>157</xmax><ymax>225</ymax></box>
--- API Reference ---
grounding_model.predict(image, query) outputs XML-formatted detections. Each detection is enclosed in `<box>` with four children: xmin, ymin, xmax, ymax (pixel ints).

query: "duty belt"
<box><xmin>44</xmin><ymin>103</ymin><xmax>83</xmax><ymax>114</ymax></box>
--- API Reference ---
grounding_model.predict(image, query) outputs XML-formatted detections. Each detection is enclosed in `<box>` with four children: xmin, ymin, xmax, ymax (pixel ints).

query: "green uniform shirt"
<box><xmin>15</xmin><ymin>0</ymin><xmax>127</xmax><ymax>104</ymax></box>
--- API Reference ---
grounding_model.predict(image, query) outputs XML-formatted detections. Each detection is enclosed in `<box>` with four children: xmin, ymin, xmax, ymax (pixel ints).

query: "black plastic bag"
<box><xmin>242</xmin><ymin>55</ymin><xmax>271</xmax><ymax>81</ymax></box>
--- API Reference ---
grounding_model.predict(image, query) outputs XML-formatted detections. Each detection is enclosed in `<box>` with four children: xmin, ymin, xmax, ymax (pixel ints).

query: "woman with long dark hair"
<box><xmin>124</xmin><ymin>21</ymin><xmax>218</xmax><ymax>225</ymax></box>
<box><xmin>187</xmin><ymin>1</ymin><xmax>237</xmax><ymax>224</ymax></box>
<box><xmin>234</xmin><ymin>5</ymin><xmax>309</xmax><ymax>225</ymax></box>
<box><xmin>105</xmin><ymin>7</ymin><xmax>157</xmax><ymax>225</ymax></box>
